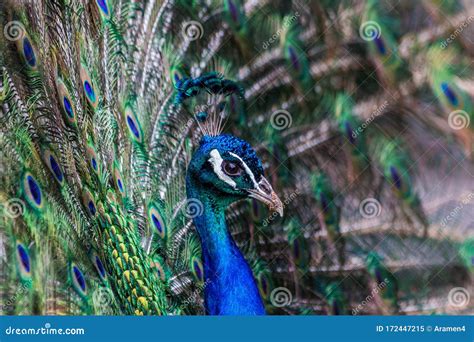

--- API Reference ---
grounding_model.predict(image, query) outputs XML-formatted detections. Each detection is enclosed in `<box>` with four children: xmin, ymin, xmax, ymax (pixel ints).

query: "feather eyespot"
<box><xmin>441</xmin><ymin>82</ymin><xmax>459</xmax><ymax>107</ymax></box>
<box><xmin>96</xmin><ymin>0</ymin><xmax>110</xmax><ymax>17</ymax></box>
<box><xmin>374</xmin><ymin>36</ymin><xmax>387</xmax><ymax>55</ymax></box>
<box><xmin>42</xmin><ymin>149</ymin><xmax>64</xmax><ymax>184</ymax></box>
<box><xmin>170</xmin><ymin>65</ymin><xmax>187</xmax><ymax>87</ymax></box>
<box><xmin>173</xmin><ymin>72</ymin><xmax>181</xmax><ymax>83</ymax></box>
<box><xmin>80</xmin><ymin>65</ymin><xmax>98</xmax><ymax>108</ymax></box>
<box><xmin>86</xmin><ymin>144</ymin><xmax>100</xmax><ymax>175</ymax></box>
<box><xmin>82</xmin><ymin>189</ymin><xmax>97</xmax><ymax>217</ymax></box>
<box><xmin>191</xmin><ymin>256</ymin><xmax>204</xmax><ymax>282</ymax></box>
<box><xmin>95</xmin><ymin>256</ymin><xmax>106</xmax><ymax>279</ymax></box>
<box><xmin>344</xmin><ymin>122</ymin><xmax>356</xmax><ymax>144</ymax></box>
<box><xmin>286</xmin><ymin>46</ymin><xmax>300</xmax><ymax>72</ymax></box>
<box><xmin>91</xmin><ymin>253</ymin><xmax>107</xmax><ymax>281</ymax></box>
<box><xmin>151</xmin><ymin>259</ymin><xmax>166</xmax><ymax>281</ymax></box>
<box><xmin>84</xmin><ymin>81</ymin><xmax>95</xmax><ymax>101</ymax></box>
<box><xmin>148</xmin><ymin>204</ymin><xmax>166</xmax><ymax>239</ymax></box>
<box><xmin>22</xmin><ymin>172</ymin><xmax>43</xmax><ymax>210</ymax></box>
<box><xmin>22</xmin><ymin>36</ymin><xmax>36</xmax><ymax>67</ymax></box>
<box><xmin>258</xmin><ymin>274</ymin><xmax>270</xmax><ymax>299</ymax></box>
<box><xmin>16</xmin><ymin>33</ymin><xmax>37</xmax><ymax>69</ymax></box>
<box><xmin>16</xmin><ymin>242</ymin><xmax>32</xmax><ymax>280</ymax></box>
<box><xmin>226</xmin><ymin>0</ymin><xmax>240</xmax><ymax>24</ymax></box>
<box><xmin>113</xmin><ymin>162</ymin><xmax>125</xmax><ymax>195</ymax></box>
<box><xmin>124</xmin><ymin>106</ymin><xmax>143</xmax><ymax>143</ymax></box>
<box><xmin>70</xmin><ymin>263</ymin><xmax>87</xmax><ymax>297</ymax></box>
<box><xmin>389</xmin><ymin>166</ymin><xmax>402</xmax><ymax>190</ymax></box>
<box><xmin>56</xmin><ymin>79</ymin><xmax>76</xmax><ymax>125</ymax></box>
<box><xmin>63</xmin><ymin>97</ymin><xmax>74</xmax><ymax>117</ymax></box>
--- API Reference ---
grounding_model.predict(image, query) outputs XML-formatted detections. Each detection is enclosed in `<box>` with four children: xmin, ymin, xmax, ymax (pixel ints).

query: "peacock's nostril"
<box><xmin>259</xmin><ymin>179</ymin><xmax>272</xmax><ymax>194</ymax></box>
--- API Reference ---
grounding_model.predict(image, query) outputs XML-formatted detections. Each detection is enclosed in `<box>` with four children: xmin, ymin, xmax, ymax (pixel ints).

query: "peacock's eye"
<box><xmin>222</xmin><ymin>160</ymin><xmax>243</xmax><ymax>177</ymax></box>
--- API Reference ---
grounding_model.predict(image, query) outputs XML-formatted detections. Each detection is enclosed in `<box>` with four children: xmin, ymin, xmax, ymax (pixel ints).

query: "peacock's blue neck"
<box><xmin>186</xmin><ymin>176</ymin><xmax>265</xmax><ymax>315</ymax></box>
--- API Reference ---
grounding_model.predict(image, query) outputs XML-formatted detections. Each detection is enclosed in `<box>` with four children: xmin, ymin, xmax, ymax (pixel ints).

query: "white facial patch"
<box><xmin>208</xmin><ymin>149</ymin><xmax>237</xmax><ymax>189</ymax></box>
<box><xmin>229</xmin><ymin>152</ymin><xmax>259</xmax><ymax>189</ymax></box>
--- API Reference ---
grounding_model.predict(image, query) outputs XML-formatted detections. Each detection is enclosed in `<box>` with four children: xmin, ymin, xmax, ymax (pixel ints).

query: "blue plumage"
<box><xmin>96</xmin><ymin>0</ymin><xmax>109</xmax><ymax>16</ymax></box>
<box><xmin>22</xmin><ymin>37</ymin><xmax>36</xmax><ymax>67</ymax></box>
<box><xmin>92</xmin><ymin>254</ymin><xmax>107</xmax><ymax>281</ymax></box>
<box><xmin>27</xmin><ymin>176</ymin><xmax>41</xmax><ymax>205</ymax></box>
<box><xmin>63</xmin><ymin>97</ymin><xmax>73</xmax><ymax>117</ymax></box>
<box><xmin>16</xmin><ymin>242</ymin><xmax>32</xmax><ymax>281</ymax></box>
<box><xmin>441</xmin><ymin>82</ymin><xmax>459</xmax><ymax>106</ymax></box>
<box><xmin>84</xmin><ymin>81</ymin><xmax>95</xmax><ymax>102</ymax></box>
<box><xmin>374</xmin><ymin>36</ymin><xmax>386</xmax><ymax>55</ymax></box>
<box><xmin>186</xmin><ymin>134</ymin><xmax>279</xmax><ymax>315</ymax></box>
<box><xmin>148</xmin><ymin>204</ymin><xmax>167</xmax><ymax>239</ymax></box>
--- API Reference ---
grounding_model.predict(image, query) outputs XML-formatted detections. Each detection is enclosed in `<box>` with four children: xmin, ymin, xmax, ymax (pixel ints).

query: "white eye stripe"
<box><xmin>228</xmin><ymin>152</ymin><xmax>259</xmax><ymax>189</ymax></box>
<box><xmin>208</xmin><ymin>149</ymin><xmax>237</xmax><ymax>189</ymax></box>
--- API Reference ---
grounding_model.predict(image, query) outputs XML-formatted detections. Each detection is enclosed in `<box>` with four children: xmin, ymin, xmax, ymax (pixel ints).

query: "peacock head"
<box><xmin>187</xmin><ymin>134</ymin><xmax>283</xmax><ymax>216</ymax></box>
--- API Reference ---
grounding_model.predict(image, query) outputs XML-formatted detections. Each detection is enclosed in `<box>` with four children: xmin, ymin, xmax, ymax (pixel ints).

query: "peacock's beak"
<box><xmin>247</xmin><ymin>177</ymin><xmax>284</xmax><ymax>217</ymax></box>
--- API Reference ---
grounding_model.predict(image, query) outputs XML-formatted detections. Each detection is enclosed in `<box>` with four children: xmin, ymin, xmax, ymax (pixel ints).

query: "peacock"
<box><xmin>1</xmin><ymin>0</ymin><xmax>473</xmax><ymax>317</ymax></box>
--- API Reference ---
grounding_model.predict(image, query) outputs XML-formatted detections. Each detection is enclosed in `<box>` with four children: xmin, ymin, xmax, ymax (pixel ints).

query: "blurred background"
<box><xmin>191</xmin><ymin>0</ymin><xmax>474</xmax><ymax>315</ymax></box>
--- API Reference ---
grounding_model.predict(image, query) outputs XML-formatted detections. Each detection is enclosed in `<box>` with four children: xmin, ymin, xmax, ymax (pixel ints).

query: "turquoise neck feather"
<box><xmin>186</xmin><ymin>176</ymin><xmax>265</xmax><ymax>315</ymax></box>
